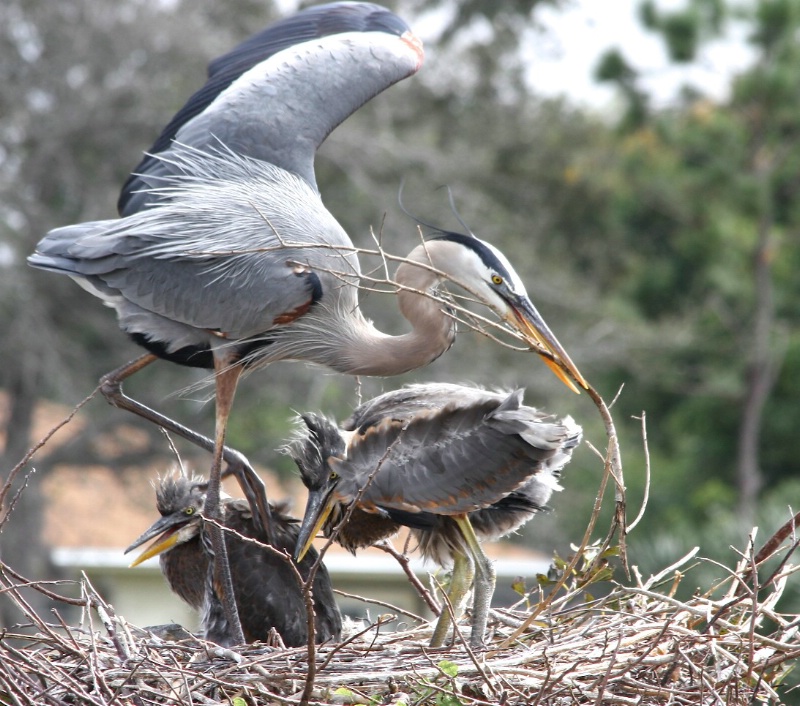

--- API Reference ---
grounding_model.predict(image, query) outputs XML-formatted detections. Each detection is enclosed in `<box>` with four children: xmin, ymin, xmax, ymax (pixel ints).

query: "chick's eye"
<box><xmin>491</xmin><ymin>274</ymin><xmax>503</xmax><ymax>285</ymax></box>
<box><xmin>329</xmin><ymin>471</ymin><xmax>339</xmax><ymax>482</ymax></box>
<box><xmin>184</xmin><ymin>507</ymin><xmax>195</xmax><ymax>516</ymax></box>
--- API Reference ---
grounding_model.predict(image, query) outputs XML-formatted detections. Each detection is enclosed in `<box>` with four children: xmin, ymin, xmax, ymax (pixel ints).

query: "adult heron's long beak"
<box><xmin>294</xmin><ymin>489</ymin><xmax>335</xmax><ymax>563</ymax></box>
<box><xmin>507</xmin><ymin>296</ymin><xmax>589</xmax><ymax>394</ymax></box>
<box><xmin>125</xmin><ymin>514</ymin><xmax>185</xmax><ymax>568</ymax></box>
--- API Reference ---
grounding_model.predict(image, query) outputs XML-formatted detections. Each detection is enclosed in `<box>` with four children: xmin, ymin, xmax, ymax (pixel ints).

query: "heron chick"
<box><xmin>288</xmin><ymin>383</ymin><xmax>582</xmax><ymax>649</ymax></box>
<box><xmin>126</xmin><ymin>473</ymin><xmax>342</xmax><ymax>647</ymax></box>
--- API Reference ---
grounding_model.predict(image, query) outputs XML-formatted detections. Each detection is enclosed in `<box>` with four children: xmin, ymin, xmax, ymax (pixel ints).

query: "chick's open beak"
<box><xmin>124</xmin><ymin>515</ymin><xmax>185</xmax><ymax>568</ymax></box>
<box><xmin>508</xmin><ymin>297</ymin><xmax>589</xmax><ymax>394</ymax></box>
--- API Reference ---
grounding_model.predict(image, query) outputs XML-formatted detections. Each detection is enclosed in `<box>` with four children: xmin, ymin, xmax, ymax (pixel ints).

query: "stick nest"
<box><xmin>0</xmin><ymin>539</ymin><xmax>797</xmax><ymax>706</ymax></box>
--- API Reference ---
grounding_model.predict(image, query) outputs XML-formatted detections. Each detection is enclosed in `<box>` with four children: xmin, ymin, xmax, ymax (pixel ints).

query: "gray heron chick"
<box><xmin>289</xmin><ymin>383</ymin><xmax>582</xmax><ymax>649</ymax></box>
<box><xmin>126</xmin><ymin>472</ymin><xmax>342</xmax><ymax>647</ymax></box>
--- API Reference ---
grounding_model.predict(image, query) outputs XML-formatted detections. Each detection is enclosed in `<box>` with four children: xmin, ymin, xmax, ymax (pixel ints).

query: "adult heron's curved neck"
<box><xmin>325</xmin><ymin>248</ymin><xmax>456</xmax><ymax>376</ymax></box>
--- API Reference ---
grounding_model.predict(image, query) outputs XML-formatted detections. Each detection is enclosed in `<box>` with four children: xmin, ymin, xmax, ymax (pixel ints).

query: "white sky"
<box><xmin>272</xmin><ymin>1</ymin><xmax>756</xmax><ymax>110</ymax></box>
<box><xmin>524</xmin><ymin>0</ymin><xmax>755</xmax><ymax>109</ymax></box>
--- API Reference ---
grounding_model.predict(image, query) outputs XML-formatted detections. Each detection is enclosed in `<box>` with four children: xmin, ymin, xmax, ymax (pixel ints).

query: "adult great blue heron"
<box><xmin>27</xmin><ymin>2</ymin><xmax>586</xmax><ymax>641</ymax></box>
<box><xmin>126</xmin><ymin>471</ymin><xmax>342</xmax><ymax>647</ymax></box>
<box><xmin>289</xmin><ymin>383</ymin><xmax>582</xmax><ymax>649</ymax></box>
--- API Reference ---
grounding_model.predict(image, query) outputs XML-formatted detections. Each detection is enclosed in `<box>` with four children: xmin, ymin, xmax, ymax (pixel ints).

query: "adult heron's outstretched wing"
<box><xmin>119</xmin><ymin>2</ymin><xmax>423</xmax><ymax>215</ymax></box>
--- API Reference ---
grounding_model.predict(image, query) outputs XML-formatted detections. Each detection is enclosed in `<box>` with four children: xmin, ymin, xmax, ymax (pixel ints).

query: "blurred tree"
<box><xmin>593</xmin><ymin>0</ymin><xmax>800</xmax><ymax>532</ymax></box>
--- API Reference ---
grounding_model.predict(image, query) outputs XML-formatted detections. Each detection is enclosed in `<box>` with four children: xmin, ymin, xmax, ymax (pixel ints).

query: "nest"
<box><xmin>0</xmin><ymin>535</ymin><xmax>797</xmax><ymax>706</ymax></box>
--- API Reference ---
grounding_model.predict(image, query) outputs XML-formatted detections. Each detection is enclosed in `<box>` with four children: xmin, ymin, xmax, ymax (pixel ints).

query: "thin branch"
<box><xmin>626</xmin><ymin>412</ymin><xmax>650</xmax><ymax>533</ymax></box>
<box><xmin>0</xmin><ymin>388</ymin><xmax>97</xmax><ymax>519</ymax></box>
<box><xmin>374</xmin><ymin>540</ymin><xmax>441</xmax><ymax>616</ymax></box>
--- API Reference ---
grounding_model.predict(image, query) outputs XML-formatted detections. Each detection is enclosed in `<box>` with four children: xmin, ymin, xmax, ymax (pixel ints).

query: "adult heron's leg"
<box><xmin>455</xmin><ymin>515</ymin><xmax>496</xmax><ymax>650</ymax></box>
<box><xmin>103</xmin><ymin>354</ymin><xmax>272</xmax><ymax>644</ymax></box>
<box><xmin>100</xmin><ymin>355</ymin><xmax>274</xmax><ymax>540</ymax></box>
<box><xmin>99</xmin><ymin>355</ymin><xmax>254</xmax><ymax>477</ymax></box>
<box><xmin>430</xmin><ymin>531</ymin><xmax>475</xmax><ymax>648</ymax></box>
<box><xmin>204</xmin><ymin>356</ymin><xmax>246</xmax><ymax>646</ymax></box>
<box><xmin>223</xmin><ymin>462</ymin><xmax>274</xmax><ymax>544</ymax></box>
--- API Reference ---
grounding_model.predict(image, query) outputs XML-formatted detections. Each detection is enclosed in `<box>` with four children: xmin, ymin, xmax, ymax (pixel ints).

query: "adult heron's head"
<box><xmin>406</xmin><ymin>232</ymin><xmax>588</xmax><ymax>393</ymax></box>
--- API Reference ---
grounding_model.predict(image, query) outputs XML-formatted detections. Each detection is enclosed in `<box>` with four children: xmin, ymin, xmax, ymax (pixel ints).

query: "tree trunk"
<box><xmin>735</xmin><ymin>162</ymin><xmax>777</xmax><ymax>529</ymax></box>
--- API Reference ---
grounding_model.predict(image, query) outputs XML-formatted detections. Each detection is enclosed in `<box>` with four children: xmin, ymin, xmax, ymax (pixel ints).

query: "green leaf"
<box><xmin>435</xmin><ymin>696</ymin><xmax>463</xmax><ymax>706</ymax></box>
<box><xmin>536</xmin><ymin>573</ymin><xmax>554</xmax><ymax>586</ymax></box>
<box><xmin>511</xmin><ymin>576</ymin><xmax>527</xmax><ymax>595</ymax></box>
<box><xmin>438</xmin><ymin>660</ymin><xmax>459</xmax><ymax>678</ymax></box>
<box><xmin>601</xmin><ymin>545</ymin><xmax>621</xmax><ymax>559</ymax></box>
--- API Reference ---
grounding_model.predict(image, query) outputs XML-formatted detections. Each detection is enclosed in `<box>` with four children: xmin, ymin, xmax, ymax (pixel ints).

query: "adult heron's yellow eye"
<box><xmin>329</xmin><ymin>471</ymin><xmax>339</xmax><ymax>482</ymax></box>
<box><xmin>491</xmin><ymin>274</ymin><xmax>503</xmax><ymax>285</ymax></box>
<box><xmin>185</xmin><ymin>507</ymin><xmax>195</xmax><ymax>515</ymax></box>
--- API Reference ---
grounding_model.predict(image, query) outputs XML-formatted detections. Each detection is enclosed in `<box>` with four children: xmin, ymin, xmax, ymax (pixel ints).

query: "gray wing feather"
<box><xmin>488</xmin><ymin>396</ymin><xmax>570</xmax><ymax>448</ymax></box>
<box><xmin>344</xmin><ymin>383</ymin><xmax>508</xmax><ymax>432</ymax></box>
<box><xmin>29</xmin><ymin>148</ymin><xmax>359</xmax><ymax>340</ymax></box>
<box><xmin>122</xmin><ymin>30</ymin><xmax>421</xmax><ymax>214</ymax></box>
<box><xmin>338</xmin><ymin>388</ymin><xmax>576</xmax><ymax>514</ymax></box>
<box><xmin>411</xmin><ymin>409</ymin><xmax>582</xmax><ymax>565</ymax></box>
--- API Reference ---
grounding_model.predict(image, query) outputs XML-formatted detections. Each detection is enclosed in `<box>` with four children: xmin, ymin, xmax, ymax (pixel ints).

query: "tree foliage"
<box><xmin>590</xmin><ymin>0</ymin><xmax>800</xmax><ymax>581</ymax></box>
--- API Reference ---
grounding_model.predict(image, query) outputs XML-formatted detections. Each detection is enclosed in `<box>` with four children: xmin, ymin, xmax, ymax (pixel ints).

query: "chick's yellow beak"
<box><xmin>128</xmin><ymin>532</ymin><xmax>180</xmax><ymax>568</ymax></box>
<box><xmin>294</xmin><ymin>491</ymin><xmax>335</xmax><ymax>563</ymax></box>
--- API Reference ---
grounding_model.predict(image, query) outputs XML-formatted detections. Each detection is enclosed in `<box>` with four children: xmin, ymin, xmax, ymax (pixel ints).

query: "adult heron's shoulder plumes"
<box><xmin>288</xmin><ymin>383</ymin><xmax>582</xmax><ymax>648</ymax></box>
<box><xmin>125</xmin><ymin>472</ymin><xmax>342</xmax><ymax>647</ymax></box>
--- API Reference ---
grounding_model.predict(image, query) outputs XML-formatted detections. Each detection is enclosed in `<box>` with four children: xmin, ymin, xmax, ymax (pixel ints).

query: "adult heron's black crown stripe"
<box><xmin>288</xmin><ymin>383</ymin><xmax>582</xmax><ymax>649</ymax></box>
